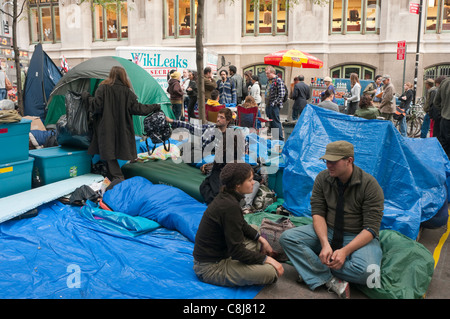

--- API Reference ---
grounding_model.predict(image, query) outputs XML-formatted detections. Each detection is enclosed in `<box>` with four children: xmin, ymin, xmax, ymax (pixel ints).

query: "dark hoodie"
<box><xmin>167</xmin><ymin>78</ymin><xmax>183</xmax><ymax>104</ymax></box>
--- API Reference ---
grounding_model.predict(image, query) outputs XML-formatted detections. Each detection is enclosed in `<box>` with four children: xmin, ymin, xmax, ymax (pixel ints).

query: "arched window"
<box><xmin>243</xmin><ymin>64</ymin><xmax>285</xmax><ymax>90</ymax></box>
<box><xmin>424</xmin><ymin>64</ymin><xmax>450</xmax><ymax>80</ymax></box>
<box><xmin>330</xmin><ymin>64</ymin><xmax>376</xmax><ymax>80</ymax></box>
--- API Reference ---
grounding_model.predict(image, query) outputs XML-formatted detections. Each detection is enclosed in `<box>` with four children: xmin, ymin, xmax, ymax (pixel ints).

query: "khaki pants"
<box><xmin>193</xmin><ymin>236</ymin><xmax>278</xmax><ymax>287</ymax></box>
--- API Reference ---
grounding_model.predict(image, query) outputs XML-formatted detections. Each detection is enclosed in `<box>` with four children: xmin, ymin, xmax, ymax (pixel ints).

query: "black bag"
<box><xmin>56</xmin><ymin>91</ymin><xmax>92</xmax><ymax>149</ymax></box>
<box><xmin>143</xmin><ymin>111</ymin><xmax>172</xmax><ymax>155</ymax></box>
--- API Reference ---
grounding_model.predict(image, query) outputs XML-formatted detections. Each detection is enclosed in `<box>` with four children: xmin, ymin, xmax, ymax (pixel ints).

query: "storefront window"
<box><xmin>164</xmin><ymin>0</ymin><xmax>197</xmax><ymax>38</ymax></box>
<box><xmin>243</xmin><ymin>0</ymin><xmax>288</xmax><ymax>36</ymax></box>
<box><xmin>330</xmin><ymin>0</ymin><xmax>380</xmax><ymax>34</ymax></box>
<box><xmin>426</xmin><ymin>0</ymin><xmax>450</xmax><ymax>33</ymax></box>
<box><xmin>28</xmin><ymin>0</ymin><xmax>60</xmax><ymax>43</ymax></box>
<box><xmin>93</xmin><ymin>1</ymin><xmax>128</xmax><ymax>41</ymax></box>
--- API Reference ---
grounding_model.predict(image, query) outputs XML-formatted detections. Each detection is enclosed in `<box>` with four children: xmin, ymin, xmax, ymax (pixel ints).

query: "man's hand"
<box><xmin>328</xmin><ymin>249</ymin><xmax>347</xmax><ymax>270</ymax></box>
<box><xmin>319</xmin><ymin>244</ymin><xmax>333</xmax><ymax>265</ymax></box>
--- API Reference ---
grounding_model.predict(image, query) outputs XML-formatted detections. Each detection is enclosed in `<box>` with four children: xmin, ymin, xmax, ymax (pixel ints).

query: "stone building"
<box><xmin>8</xmin><ymin>0</ymin><xmax>450</xmax><ymax>97</ymax></box>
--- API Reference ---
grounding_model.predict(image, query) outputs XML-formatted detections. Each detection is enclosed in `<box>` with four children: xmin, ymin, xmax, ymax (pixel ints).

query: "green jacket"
<box><xmin>354</xmin><ymin>107</ymin><xmax>380</xmax><ymax>119</ymax></box>
<box><xmin>434</xmin><ymin>78</ymin><xmax>450</xmax><ymax>120</ymax></box>
<box><xmin>310</xmin><ymin>165</ymin><xmax>384</xmax><ymax>237</ymax></box>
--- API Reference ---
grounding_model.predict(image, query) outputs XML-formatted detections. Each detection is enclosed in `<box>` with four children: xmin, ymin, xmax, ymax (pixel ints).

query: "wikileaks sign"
<box><xmin>116</xmin><ymin>46</ymin><xmax>218</xmax><ymax>91</ymax></box>
<box><xmin>131</xmin><ymin>52</ymin><xmax>189</xmax><ymax>75</ymax></box>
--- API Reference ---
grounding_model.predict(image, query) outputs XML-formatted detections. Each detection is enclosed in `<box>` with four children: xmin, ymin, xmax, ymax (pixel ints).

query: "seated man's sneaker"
<box><xmin>326</xmin><ymin>276</ymin><xmax>350</xmax><ymax>299</ymax></box>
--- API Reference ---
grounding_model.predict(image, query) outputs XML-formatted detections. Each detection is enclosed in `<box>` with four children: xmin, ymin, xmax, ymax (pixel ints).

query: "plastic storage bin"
<box><xmin>0</xmin><ymin>157</ymin><xmax>34</xmax><ymax>198</ymax></box>
<box><xmin>0</xmin><ymin>118</ymin><xmax>31</xmax><ymax>165</ymax></box>
<box><xmin>29</xmin><ymin>146</ymin><xmax>92</xmax><ymax>185</ymax></box>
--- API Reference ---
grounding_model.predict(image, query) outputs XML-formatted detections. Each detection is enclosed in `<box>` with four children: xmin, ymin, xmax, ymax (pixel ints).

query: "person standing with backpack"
<box><xmin>82</xmin><ymin>66</ymin><xmax>161</xmax><ymax>181</ymax></box>
<box><xmin>265</xmin><ymin>65</ymin><xmax>285</xmax><ymax>140</ymax></box>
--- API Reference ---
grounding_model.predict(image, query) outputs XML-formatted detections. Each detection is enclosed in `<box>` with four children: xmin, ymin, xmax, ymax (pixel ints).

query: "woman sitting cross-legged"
<box><xmin>193</xmin><ymin>163</ymin><xmax>284</xmax><ymax>287</ymax></box>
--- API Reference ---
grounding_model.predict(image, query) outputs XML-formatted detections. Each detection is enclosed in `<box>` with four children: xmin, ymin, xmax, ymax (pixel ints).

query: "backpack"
<box><xmin>282</xmin><ymin>82</ymin><xmax>288</xmax><ymax>103</ymax></box>
<box><xmin>393</xmin><ymin>105</ymin><xmax>406</xmax><ymax>121</ymax></box>
<box><xmin>143</xmin><ymin>111</ymin><xmax>172</xmax><ymax>155</ymax></box>
<box><xmin>253</xmin><ymin>184</ymin><xmax>276</xmax><ymax>210</ymax></box>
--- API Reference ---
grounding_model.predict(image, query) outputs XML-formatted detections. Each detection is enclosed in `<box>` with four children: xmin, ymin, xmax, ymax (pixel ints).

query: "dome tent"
<box><xmin>44</xmin><ymin>56</ymin><xmax>173</xmax><ymax>135</ymax></box>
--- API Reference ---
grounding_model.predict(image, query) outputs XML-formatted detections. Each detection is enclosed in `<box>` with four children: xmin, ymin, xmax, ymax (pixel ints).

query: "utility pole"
<box><xmin>413</xmin><ymin>0</ymin><xmax>423</xmax><ymax>103</ymax></box>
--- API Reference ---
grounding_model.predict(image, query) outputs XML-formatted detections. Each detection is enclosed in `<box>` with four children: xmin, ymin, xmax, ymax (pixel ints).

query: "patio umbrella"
<box><xmin>264</xmin><ymin>49</ymin><xmax>323</xmax><ymax>69</ymax></box>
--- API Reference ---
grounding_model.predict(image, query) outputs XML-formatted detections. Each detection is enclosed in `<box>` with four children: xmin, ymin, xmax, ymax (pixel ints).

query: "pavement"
<box><xmin>254</xmin><ymin>220</ymin><xmax>450</xmax><ymax>299</ymax></box>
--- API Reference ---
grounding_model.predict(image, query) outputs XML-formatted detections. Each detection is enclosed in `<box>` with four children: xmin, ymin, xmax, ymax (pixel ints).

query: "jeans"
<box><xmin>0</xmin><ymin>88</ymin><xmax>6</xmax><ymax>99</ymax></box>
<box><xmin>265</xmin><ymin>105</ymin><xmax>284</xmax><ymax>140</ymax></box>
<box><xmin>399</xmin><ymin>115</ymin><xmax>407</xmax><ymax>137</ymax></box>
<box><xmin>171</xmin><ymin>103</ymin><xmax>182</xmax><ymax>120</ymax></box>
<box><xmin>280</xmin><ymin>224</ymin><xmax>382</xmax><ymax>290</ymax></box>
<box><xmin>421</xmin><ymin>113</ymin><xmax>430</xmax><ymax>138</ymax></box>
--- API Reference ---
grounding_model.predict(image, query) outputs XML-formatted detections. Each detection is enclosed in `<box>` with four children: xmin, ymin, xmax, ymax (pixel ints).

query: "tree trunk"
<box><xmin>12</xmin><ymin>0</ymin><xmax>23</xmax><ymax>115</ymax></box>
<box><xmin>196</xmin><ymin>0</ymin><xmax>206</xmax><ymax>123</ymax></box>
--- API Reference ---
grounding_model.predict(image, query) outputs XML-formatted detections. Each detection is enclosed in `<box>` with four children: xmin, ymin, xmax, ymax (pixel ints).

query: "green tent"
<box><xmin>44</xmin><ymin>56</ymin><xmax>173</xmax><ymax>135</ymax></box>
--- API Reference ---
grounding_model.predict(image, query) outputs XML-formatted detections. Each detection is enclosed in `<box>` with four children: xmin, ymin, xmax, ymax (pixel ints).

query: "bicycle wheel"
<box><xmin>407</xmin><ymin>116</ymin><xmax>423</xmax><ymax>138</ymax></box>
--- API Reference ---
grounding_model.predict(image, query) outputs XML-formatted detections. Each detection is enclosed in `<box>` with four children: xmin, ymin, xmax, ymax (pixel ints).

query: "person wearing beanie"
<box><xmin>167</xmin><ymin>71</ymin><xmax>183</xmax><ymax>120</ymax></box>
<box><xmin>193</xmin><ymin>163</ymin><xmax>284</xmax><ymax>287</ymax></box>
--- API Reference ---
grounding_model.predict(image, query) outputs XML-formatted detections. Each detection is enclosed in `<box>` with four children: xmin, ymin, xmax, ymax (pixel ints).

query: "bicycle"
<box><xmin>394</xmin><ymin>100</ymin><xmax>425</xmax><ymax>138</ymax></box>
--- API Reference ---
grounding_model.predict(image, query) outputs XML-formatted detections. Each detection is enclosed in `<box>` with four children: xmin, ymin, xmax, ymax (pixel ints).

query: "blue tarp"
<box><xmin>23</xmin><ymin>43</ymin><xmax>62</xmax><ymax>122</ymax></box>
<box><xmin>282</xmin><ymin>105</ymin><xmax>450</xmax><ymax>240</ymax></box>
<box><xmin>0</xmin><ymin>177</ymin><xmax>262</xmax><ymax>298</ymax></box>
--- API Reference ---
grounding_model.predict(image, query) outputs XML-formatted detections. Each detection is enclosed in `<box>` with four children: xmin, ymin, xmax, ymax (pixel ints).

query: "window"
<box><xmin>330</xmin><ymin>64</ymin><xmax>376</xmax><ymax>80</ymax></box>
<box><xmin>93</xmin><ymin>1</ymin><xmax>128</xmax><ymax>41</ymax></box>
<box><xmin>243</xmin><ymin>64</ymin><xmax>285</xmax><ymax>91</ymax></box>
<box><xmin>330</xmin><ymin>0</ymin><xmax>381</xmax><ymax>34</ymax></box>
<box><xmin>426</xmin><ymin>0</ymin><xmax>450</xmax><ymax>33</ymax></box>
<box><xmin>28</xmin><ymin>0</ymin><xmax>61</xmax><ymax>43</ymax></box>
<box><xmin>243</xmin><ymin>0</ymin><xmax>288</xmax><ymax>36</ymax></box>
<box><xmin>164</xmin><ymin>0</ymin><xmax>198</xmax><ymax>38</ymax></box>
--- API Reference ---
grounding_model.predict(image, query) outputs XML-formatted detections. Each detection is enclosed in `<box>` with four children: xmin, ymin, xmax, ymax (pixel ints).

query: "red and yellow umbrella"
<box><xmin>264</xmin><ymin>49</ymin><xmax>323</xmax><ymax>69</ymax></box>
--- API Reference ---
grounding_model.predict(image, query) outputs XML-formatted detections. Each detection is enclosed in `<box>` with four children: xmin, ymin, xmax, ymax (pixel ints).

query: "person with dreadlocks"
<box><xmin>193</xmin><ymin>163</ymin><xmax>284</xmax><ymax>287</ymax></box>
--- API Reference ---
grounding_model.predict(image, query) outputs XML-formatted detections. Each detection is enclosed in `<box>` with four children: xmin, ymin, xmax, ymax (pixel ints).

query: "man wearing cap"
<box><xmin>378</xmin><ymin>74</ymin><xmax>395</xmax><ymax>121</ymax></box>
<box><xmin>320</xmin><ymin>76</ymin><xmax>337</xmax><ymax>103</ymax></box>
<box><xmin>280</xmin><ymin>141</ymin><xmax>384</xmax><ymax>299</ymax></box>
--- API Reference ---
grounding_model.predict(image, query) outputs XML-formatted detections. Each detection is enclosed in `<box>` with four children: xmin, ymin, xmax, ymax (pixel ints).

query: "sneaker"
<box><xmin>325</xmin><ymin>276</ymin><xmax>350</xmax><ymax>299</ymax></box>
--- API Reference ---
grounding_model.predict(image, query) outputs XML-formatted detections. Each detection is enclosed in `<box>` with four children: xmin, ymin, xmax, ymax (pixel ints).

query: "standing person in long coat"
<box><xmin>82</xmin><ymin>66</ymin><xmax>160</xmax><ymax>181</ymax></box>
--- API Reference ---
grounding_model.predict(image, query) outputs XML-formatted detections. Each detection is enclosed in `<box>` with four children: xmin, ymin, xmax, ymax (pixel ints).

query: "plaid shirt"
<box><xmin>268</xmin><ymin>77</ymin><xmax>286</xmax><ymax>108</ymax></box>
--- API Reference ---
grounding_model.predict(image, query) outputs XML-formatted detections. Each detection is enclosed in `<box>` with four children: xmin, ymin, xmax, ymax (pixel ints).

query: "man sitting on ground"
<box><xmin>280</xmin><ymin>141</ymin><xmax>384</xmax><ymax>299</ymax></box>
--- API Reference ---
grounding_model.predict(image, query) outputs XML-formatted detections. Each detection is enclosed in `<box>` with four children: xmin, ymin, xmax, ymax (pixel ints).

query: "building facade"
<box><xmin>9</xmin><ymin>0</ymin><xmax>450</xmax><ymax>96</ymax></box>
